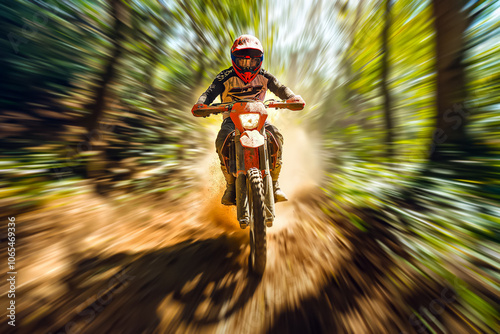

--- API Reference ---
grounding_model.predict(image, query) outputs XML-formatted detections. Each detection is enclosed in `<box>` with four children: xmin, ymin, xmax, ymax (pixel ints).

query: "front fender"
<box><xmin>240</xmin><ymin>130</ymin><xmax>265</xmax><ymax>148</ymax></box>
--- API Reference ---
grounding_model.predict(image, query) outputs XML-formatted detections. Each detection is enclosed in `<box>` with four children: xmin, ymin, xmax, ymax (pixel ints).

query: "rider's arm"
<box><xmin>262</xmin><ymin>70</ymin><xmax>295</xmax><ymax>100</ymax></box>
<box><xmin>196</xmin><ymin>68</ymin><xmax>232</xmax><ymax>105</ymax></box>
<box><xmin>196</xmin><ymin>80</ymin><xmax>223</xmax><ymax>105</ymax></box>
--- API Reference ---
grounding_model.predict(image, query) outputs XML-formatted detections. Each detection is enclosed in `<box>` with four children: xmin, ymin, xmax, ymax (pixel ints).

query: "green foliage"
<box><xmin>1</xmin><ymin>0</ymin><xmax>262</xmax><ymax>200</ymax></box>
<box><xmin>1</xmin><ymin>1</ymin><xmax>499</xmax><ymax>332</ymax></box>
<box><xmin>317</xmin><ymin>1</ymin><xmax>500</xmax><ymax>332</ymax></box>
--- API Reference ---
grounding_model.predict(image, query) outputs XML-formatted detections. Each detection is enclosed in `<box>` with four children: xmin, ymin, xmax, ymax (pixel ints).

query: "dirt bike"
<box><xmin>192</xmin><ymin>98</ymin><xmax>305</xmax><ymax>275</ymax></box>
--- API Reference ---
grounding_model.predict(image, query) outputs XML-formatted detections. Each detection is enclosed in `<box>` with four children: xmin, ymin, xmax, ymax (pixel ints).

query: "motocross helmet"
<box><xmin>231</xmin><ymin>35</ymin><xmax>264</xmax><ymax>83</ymax></box>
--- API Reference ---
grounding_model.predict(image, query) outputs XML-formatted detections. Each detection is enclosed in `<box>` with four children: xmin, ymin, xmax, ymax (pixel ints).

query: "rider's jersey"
<box><xmin>196</xmin><ymin>67</ymin><xmax>295</xmax><ymax>119</ymax></box>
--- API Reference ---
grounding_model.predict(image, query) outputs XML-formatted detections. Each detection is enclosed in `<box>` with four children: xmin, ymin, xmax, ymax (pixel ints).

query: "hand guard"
<box><xmin>285</xmin><ymin>95</ymin><xmax>305</xmax><ymax>110</ymax></box>
<box><xmin>191</xmin><ymin>103</ymin><xmax>208</xmax><ymax>117</ymax></box>
<box><xmin>286</xmin><ymin>95</ymin><xmax>305</xmax><ymax>104</ymax></box>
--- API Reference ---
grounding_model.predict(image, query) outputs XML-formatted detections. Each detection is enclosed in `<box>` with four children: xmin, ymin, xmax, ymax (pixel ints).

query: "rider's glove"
<box><xmin>286</xmin><ymin>95</ymin><xmax>305</xmax><ymax>110</ymax></box>
<box><xmin>191</xmin><ymin>103</ymin><xmax>207</xmax><ymax>117</ymax></box>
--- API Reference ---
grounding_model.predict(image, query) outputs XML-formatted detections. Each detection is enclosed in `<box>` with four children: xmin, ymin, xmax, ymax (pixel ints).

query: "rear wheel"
<box><xmin>247</xmin><ymin>168</ymin><xmax>267</xmax><ymax>275</ymax></box>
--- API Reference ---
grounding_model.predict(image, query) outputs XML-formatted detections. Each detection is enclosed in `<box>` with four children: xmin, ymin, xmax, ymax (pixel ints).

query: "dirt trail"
<box><xmin>1</xmin><ymin>187</ymin><xmax>472</xmax><ymax>334</ymax></box>
<box><xmin>0</xmin><ymin>125</ymin><xmax>475</xmax><ymax>334</ymax></box>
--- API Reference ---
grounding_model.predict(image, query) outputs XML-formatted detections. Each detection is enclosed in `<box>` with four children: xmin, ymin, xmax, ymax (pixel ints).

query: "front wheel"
<box><xmin>247</xmin><ymin>168</ymin><xmax>267</xmax><ymax>275</ymax></box>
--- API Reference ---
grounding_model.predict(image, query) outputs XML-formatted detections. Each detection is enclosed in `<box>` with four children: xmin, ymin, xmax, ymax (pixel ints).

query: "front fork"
<box><xmin>234</xmin><ymin>128</ymin><xmax>275</xmax><ymax>228</ymax></box>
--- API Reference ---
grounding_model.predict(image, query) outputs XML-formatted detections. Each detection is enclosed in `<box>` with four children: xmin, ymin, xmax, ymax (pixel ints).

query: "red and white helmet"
<box><xmin>231</xmin><ymin>35</ymin><xmax>264</xmax><ymax>83</ymax></box>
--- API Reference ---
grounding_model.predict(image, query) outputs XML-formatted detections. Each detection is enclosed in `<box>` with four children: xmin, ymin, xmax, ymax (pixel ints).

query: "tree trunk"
<box><xmin>381</xmin><ymin>0</ymin><xmax>393</xmax><ymax>158</ymax></box>
<box><xmin>83</xmin><ymin>0</ymin><xmax>127</xmax><ymax>183</ymax></box>
<box><xmin>341</xmin><ymin>0</ymin><xmax>364</xmax><ymax>123</ymax></box>
<box><xmin>143</xmin><ymin>13</ymin><xmax>170</xmax><ymax>108</ymax></box>
<box><xmin>85</xmin><ymin>0</ymin><xmax>127</xmax><ymax>135</ymax></box>
<box><xmin>431</xmin><ymin>0</ymin><xmax>469</xmax><ymax>161</ymax></box>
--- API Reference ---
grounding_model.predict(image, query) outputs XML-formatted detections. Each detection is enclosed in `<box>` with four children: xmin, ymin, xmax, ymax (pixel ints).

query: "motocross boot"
<box><xmin>270</xmin><ymin>161</ymin><xmax>288</xmax><ymax>202</ymax></box>
<box><xmin>220</xmin><ymin>165</ymin><xmax>236</xmax><ymax>205</ymax></box>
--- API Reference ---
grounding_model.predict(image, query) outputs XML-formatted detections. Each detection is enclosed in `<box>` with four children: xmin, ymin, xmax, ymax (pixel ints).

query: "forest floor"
<box><xmin>0</xmin><ymin>181</ymin><xmax>480</xmax><ymax>334</ymax></box>
<box><xmin>0</xmin><ymin>126</ymin><xmax>491</xmax><ymax>334</ymax></box>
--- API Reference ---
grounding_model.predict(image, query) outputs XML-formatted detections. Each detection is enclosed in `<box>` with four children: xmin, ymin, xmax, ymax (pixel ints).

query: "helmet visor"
<box><xmin>235</xmin><ymin>56</ymin><xmax>261</xmax><ymax>71</ymax></box>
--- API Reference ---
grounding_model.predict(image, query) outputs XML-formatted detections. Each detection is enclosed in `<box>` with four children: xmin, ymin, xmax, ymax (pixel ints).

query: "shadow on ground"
<box><xmin>21</xmin><ymin>233</ymin><xmax>261</xmax><ymax>334</ymax></box>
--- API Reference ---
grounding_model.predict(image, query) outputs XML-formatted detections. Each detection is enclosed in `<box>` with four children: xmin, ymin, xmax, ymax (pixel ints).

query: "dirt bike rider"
<box><xmin>191</xmin><ymin>34</ymin><xmax>305</xmax><ymax>206</ymax></box>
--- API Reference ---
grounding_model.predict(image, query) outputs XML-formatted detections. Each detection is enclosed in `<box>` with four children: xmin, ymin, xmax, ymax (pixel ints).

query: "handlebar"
<box><xmin>192</xmin><ymin>104</ymin><xmax>231</xmax><ymax>117</ymax></box>
<box><xmin>192</xmin><ymin>99</ymin><xmax>304</xmax><ymax>117</ymax></box>
<box><xmin>266</xmin><ymin>101</ymin><xmax>305</xmax><ymax>110</ymax></box>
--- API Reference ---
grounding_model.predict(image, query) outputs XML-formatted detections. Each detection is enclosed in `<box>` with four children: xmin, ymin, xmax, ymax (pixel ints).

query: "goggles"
<box><xmin>235</xmin><ymin>56</ymin><xmax>261</xmax><ymax>70</ymax></box>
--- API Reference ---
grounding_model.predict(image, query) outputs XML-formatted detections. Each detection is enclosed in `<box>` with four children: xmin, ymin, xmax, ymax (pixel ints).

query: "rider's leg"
<box><xmin>216</xmin><ymin>118</ymin><xmax>236</xmax><ymax>205</ymax></box>
<box><xmin>265</xmin><ymin>122</ymin><xmax>288</xmax><ymax>202</ymax></box>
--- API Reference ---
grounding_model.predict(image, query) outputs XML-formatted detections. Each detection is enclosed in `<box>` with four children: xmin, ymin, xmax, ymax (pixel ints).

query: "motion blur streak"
<box><xmin>1</xmin><ymin>0</ymin><xmax>499</xmax><ymax>333</ymax></box>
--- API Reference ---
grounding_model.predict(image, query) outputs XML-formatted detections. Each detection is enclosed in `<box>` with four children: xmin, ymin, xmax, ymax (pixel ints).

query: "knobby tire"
<box><xmin>248</xmin><ymin>167</ymin><xmax>267</xmax><ymax>276</ymax></box>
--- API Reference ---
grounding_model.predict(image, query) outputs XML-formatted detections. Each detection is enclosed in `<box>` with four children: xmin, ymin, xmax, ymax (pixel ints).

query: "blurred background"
<box><xmin>1</xmin><ymin>0</ymin><xmax>499</xmax><ymax>333</ymax></box>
